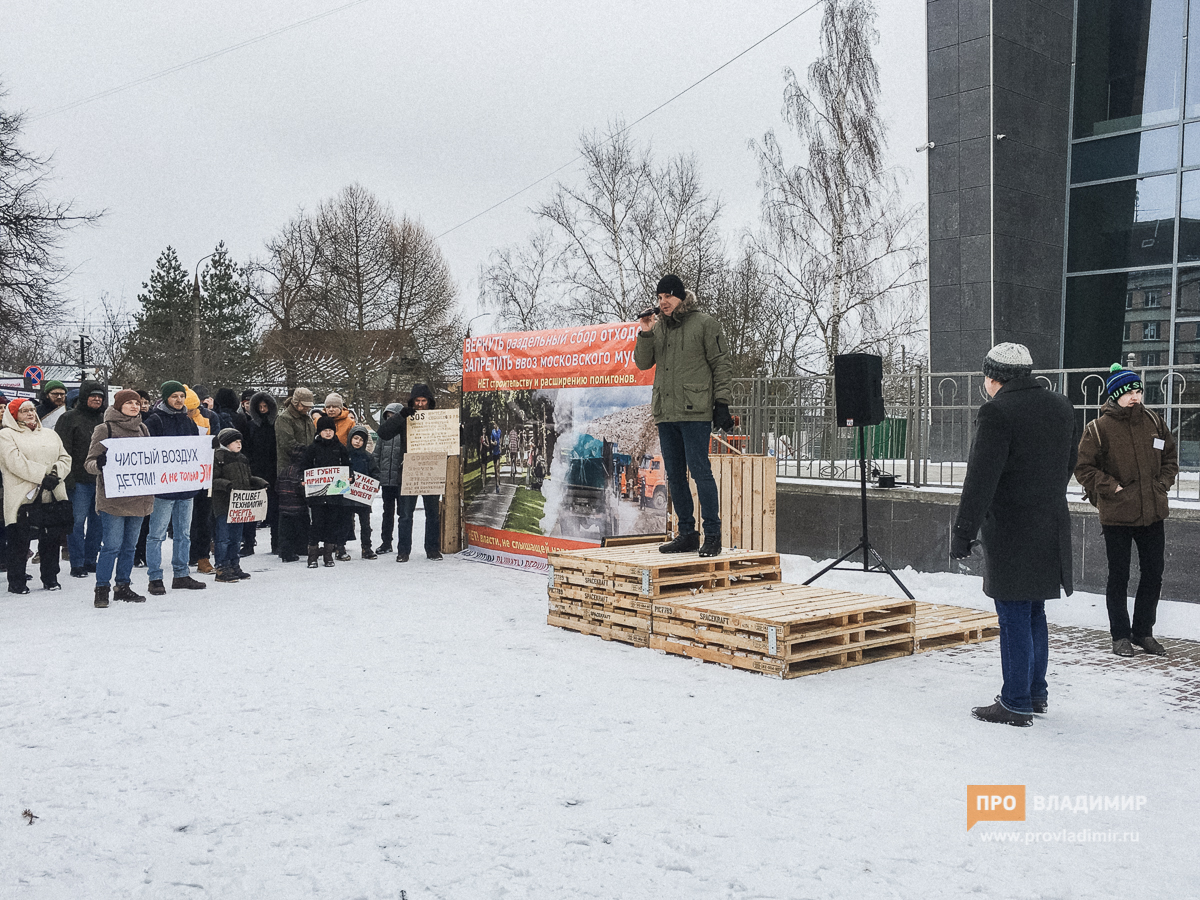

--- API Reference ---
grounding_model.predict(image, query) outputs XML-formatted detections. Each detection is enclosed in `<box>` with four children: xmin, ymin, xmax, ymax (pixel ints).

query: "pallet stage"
<box><xmin>547</xmin><ymin>546</ymin><xmax>782</xmax><ymax>600</ymax></box>
<box><xmin>650</xmin><ymin>584</ymin><xmax>916</xmax><ymax>678</ymax></box>
<box><xmin>915</xmin><ymin>602</ymin><xmax>1000</xmax><ymax>652</ymax></box>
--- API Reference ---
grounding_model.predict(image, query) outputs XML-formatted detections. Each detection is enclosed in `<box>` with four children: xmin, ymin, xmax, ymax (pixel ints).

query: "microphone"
<box><xmin>636</xmin><ymin>305</ymin><xmax>661</xmax><ymax>320</ymax></box>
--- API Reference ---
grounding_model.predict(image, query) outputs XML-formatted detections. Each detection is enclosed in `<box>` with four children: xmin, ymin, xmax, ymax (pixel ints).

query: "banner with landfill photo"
<box><xmin>461</xmin><ymin>323</ymin><xmax>669</xmax><ymax>571</ymax></box>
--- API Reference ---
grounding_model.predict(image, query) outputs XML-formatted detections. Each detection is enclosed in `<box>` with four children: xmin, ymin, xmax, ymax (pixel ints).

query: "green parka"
<box><xmin>275</xmin><ymin>399</ymin><xmax>316</xmax><ymax>477</ymax></box>
<box><xmin>1075</xmin><ymin>400</ymin><xmax>1178</xmax><ymax>527</ymax></box>
<box><xmin>633</xmin><ymin>294</ymin><xmax>732</xmax><ymax>424</ymax></box>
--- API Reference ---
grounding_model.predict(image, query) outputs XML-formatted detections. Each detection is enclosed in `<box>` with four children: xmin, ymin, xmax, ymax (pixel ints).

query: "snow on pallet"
<box><xmin>648</xmin><ymin>584</ymin><xmax>916</xmax><ymax>679</ymax></box>
<box><xmin>914</xmin><ymin>601</ymin><xmax>1000</xmax><ymax>652</ymax></box>
<box><xmin>546</xmin><ymin>546</ymin><xmax>782</xmax><ymax>600</ymax></box>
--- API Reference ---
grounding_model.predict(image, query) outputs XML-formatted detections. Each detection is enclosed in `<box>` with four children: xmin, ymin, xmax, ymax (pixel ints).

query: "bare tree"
<box><xmin>0</xmin><ymin>83</ymin><xmax>100</xmax><ymax>368</ymax></box>
<box><xmin>389</xmin><ymin>214</ymin><xmax>462</xmax><ymax>391</ymax></box>
<box><xmin>479</xmin><ymin>228</ymin><xmax>558</xmax><ymax>331</ymax></box>
<box><xmin>752</xmin><ymin>0</ymin><xmax>925</xmax><ymax>376</ymax></box>
<box><xmin>84</xmin><ymin>292</ymin><xmax>136</xmax><ymax>384</ymax></box>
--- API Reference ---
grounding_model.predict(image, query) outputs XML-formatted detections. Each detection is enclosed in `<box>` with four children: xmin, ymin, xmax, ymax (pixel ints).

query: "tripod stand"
<box><xmin>803</xmin><ymin>425</ymin><xmax>913</xmax><ymax>599</ymax></box>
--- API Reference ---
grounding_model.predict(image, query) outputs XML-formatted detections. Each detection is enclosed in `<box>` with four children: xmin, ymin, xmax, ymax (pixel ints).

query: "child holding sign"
<box><xmin>210</xmin><ymin>428</ymin><xmax>269</xmax><ymax>584</ymax></box>
<box><xmin>345</xmin><ymin>425</ymin><xmax>380</xmax><ymax>559</ymax></box>
<box><xmin>301</xmin><ymin>415</ymin><xmax>351</xmax><ymax>568</ymax></box>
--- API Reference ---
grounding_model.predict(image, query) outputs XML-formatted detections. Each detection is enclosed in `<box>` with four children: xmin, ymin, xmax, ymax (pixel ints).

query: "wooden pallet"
<box><xmin>547</xmin><ymin>546</ymin><xmax>782</xmax><ymax>599</ymax></box>
<box><xmin>669</xmin><ymin>454</ymin><xmax>777</xmax><ymax>552</ymax></box>
<box><xmin>915</xmin><ymin>602</ymin><xmax>1000</xmax><ymax>652</ymax></box>
<box><xmin>649</xmin><ymin>583</ymin><xmax>916</xmax><ymax>679</ymax></box>
<box><xmin>546</xmin><ymin>604</ymin><xmax>650</xmax><ymax>648</ymax></box>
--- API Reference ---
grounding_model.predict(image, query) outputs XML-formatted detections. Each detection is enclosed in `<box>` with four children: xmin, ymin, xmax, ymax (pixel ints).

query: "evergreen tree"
<box><xmin>126</xmin><ymin>245</ymin><xmax>193</xmax><ymax>388</ymax></box>
<box><xmin>200</xmin><ymin>240</ymin><xmax>257</xmax><ymax>386</ymax></box>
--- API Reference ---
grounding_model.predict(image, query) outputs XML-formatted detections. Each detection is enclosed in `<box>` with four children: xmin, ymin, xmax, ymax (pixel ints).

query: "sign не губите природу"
<box><xmin>303</xmin><ymin>466</ymin><xmax>351</xmax><ymax>498</ymax></box>
<box><xmin>101</xmin><ymin>436</ymin><xmax>214</xmax><ymax>498</ymax></box>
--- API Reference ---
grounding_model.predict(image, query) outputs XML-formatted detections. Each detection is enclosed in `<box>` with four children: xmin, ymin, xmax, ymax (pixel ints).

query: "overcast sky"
<box><xmin>2</xmin><ymin>0</ymin><xmax>927</xmax><ymax>334</ymax></box>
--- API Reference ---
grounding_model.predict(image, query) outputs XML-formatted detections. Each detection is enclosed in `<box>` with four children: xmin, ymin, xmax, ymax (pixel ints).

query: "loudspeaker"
<box><xmin>834</xmin><ymin>353</ymin><xmax>885</xmax><ymax>427</ymax></box>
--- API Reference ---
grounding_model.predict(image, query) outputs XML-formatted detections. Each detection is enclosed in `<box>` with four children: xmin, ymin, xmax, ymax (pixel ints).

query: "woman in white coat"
<box><xmin>0</xmin><ymin>398</ymin><xmax>72</xmax><ymax>593</ymax></box>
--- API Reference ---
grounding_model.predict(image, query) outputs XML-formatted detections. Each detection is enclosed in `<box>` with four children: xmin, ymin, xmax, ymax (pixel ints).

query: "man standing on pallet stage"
<box><xmin>635</xmin><ymin>274</ymin><xmax>734</xmax><ymax>558</ymax></box>
<box><xmin>950</xmin><ymin>343</ymin><xmax>1080</xmax><ymax>728</ymax></box>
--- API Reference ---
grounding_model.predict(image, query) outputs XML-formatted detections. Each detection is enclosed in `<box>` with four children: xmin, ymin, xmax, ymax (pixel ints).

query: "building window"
<box><xmin>1145</xmin><ymin>290</ymin><xmax>1162</xmax><ymax>307</ymax></box>
<box><xmin>1145</xmin><ymin>320</ymin><xmax>1161</xmax><ymax>340</ymax></box>
<box><xmin>1124</xmin><ymin>321</ymin><xmax>1133</xmax><ymax>340</ymax></box>
<box><xmin>1143</xmin><ymin>351</ymin><xmax>1162</xmax><ymax>365</ymax></box>
<box><xmin>1068</xmin><ymin>174</ymin><xmax>1178</xmax><ymax>272</ymax></box>
<box><xmin>1072</xmin><ymin>126</ymin><xmax>1178</xmax><ymax>183</ymax></box>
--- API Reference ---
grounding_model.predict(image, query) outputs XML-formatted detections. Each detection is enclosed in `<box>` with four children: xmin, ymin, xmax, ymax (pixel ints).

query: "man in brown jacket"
<box><xmin>1075</xmin><ymin>365</ymin><xmax>1178</xmax><ymax>657</ymax></box>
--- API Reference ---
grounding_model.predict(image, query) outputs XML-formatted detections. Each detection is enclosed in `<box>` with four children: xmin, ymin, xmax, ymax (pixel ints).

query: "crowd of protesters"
<box><xmin>0</xmin><ymin>378</ymin><xmax>442</xmax><ymax>608</ymax></box>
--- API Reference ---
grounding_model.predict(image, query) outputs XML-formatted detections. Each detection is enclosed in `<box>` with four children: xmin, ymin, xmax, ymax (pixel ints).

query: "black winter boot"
<box><xmin>94</xmin><ymin>585</ymin><xmax>109</xmax><ymax>608</ymax></box>
<box><xmin>335</xmin><ymin>544</ymin><xmax>352</xmax><ymax>562</ymax></box>
<box><xmin>698</xmin><ymin>535</ymin><xmax>722</xmax><ymax>558</ymax></box>
<box><xmin>307</xmin><ymin>545</ymin><xmax>320</xmax><ymax>569</ymax></box>
<box><xmin>659</xmin><ymin>533</ymin><xmax>700</xmax><ymax>553</ymax></box>
<box><xmin>322</xmin><ymin>544</ymin><xmax>336</xmax><ymax>567</ymax></box>
<box><xmin>971</xmin><ymin>700</ymin><xmax>1033</xmax><ymax>727</ymax></box>
<box><xmin>113</xmin><ymin>582</ymin><xmax>146</xmax><ymax>603</ymax></box>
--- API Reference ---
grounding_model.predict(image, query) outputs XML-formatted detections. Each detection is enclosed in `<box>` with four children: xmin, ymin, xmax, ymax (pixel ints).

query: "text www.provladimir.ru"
<box><xmin>979</xmin><ymin>830</ymin><xmax>1140</xmax><ymax>843</ymax></box>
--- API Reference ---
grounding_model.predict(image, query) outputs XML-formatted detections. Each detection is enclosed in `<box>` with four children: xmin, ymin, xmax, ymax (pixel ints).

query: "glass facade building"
<box><xmin>1064</xmin><ymin>0</ymin><xmax>1200</xmax><ymax>374</ymax></box>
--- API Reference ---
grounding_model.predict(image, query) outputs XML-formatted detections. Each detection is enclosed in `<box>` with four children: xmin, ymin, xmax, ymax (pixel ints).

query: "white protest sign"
<box><xmin>101</xmin><ymin>436</ymin><xmax>214</xmax><ymax>498</ymax></box>
<box><xmin>347</xmin><ymin>473</ymin><xmax>381</xmax><ymax>507</ymax></box>
<box><xmin>304</xmin><ymin>466</ymin><xmax>351</xmax><ymax>498</ymax></box>
<box><xmin>228</xmin><ymin>488</ymin><xmax>268</xmax><ymax>523</ymax></box>
<box><xmin>407</xmin><ymin>409</ymin><xmax>460</xmax><ymax>455</ymax></box>
<box><xmin>401</xmin><ymin>452</ymin><xmax>448</xmax><ymax>495</ymax></box>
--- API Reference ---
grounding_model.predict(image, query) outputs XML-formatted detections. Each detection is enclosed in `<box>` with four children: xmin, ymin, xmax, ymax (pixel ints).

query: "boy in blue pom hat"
<box><xmin>1075</xmin><ymin>363</ymin><xmax>1178</xmax><ymax>657</ymax></box>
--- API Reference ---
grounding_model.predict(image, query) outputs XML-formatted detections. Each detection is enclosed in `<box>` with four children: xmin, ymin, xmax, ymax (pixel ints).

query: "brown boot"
<box><xmin>113</xmin><ymin>582</ymin><xmax>145</xmax><ymax>603</ymax></box>
<box><xmin>94</xmin><ymin>586</ymin><xmax>110</xmax><ymax>608</ymax></box>
<box><xmin>148</xmin><ymin>579</ymin><xmax>166</xmax><ymax>596</ymax></box>
<box><xmin>196</xmin><ymin>558</ymin><xmax>214</xmax><ymax>575</ymax></box>
<box><xmin>322</xmin><ymin>544</ymin><xmax>336</xmax><ymax>567</ymax></box>
<box><xmin>307</xmin><ymin>545</ymin><xmax>320</xmax><ymax>569</ymax></box>
<box><xmin>171</xmin><ymin>575</ymin><xmax>207</xmax><ymax>590</ymax></box>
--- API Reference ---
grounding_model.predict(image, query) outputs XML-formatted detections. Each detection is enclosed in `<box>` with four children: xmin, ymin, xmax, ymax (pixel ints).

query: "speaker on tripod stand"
<box><xmin>804</xmin><ymin>353</ymin><xmax>912</xmax><ymax>598</ymax></box>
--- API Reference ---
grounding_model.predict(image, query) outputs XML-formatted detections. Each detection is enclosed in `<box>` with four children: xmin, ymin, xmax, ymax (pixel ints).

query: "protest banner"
<box><xmin>101</xmin><ymin>435</ymin><xmax>214</xmax><ymax>498</ymax></box>
<box><xmin>228</xmin><ymin>488</ymin><xmax>268</xmax><ymax>523</ymax></box>
<box><xmin>407</xmin><ymin>408</ymin><xmax>461</xmax><ymax>455</ymax></box>
<box><xmin>401</xmin><ymin>453</ymin><xmax>448</xmax><ymax>495</ymax></box>
<box><xmin>461</xmin><ymin>322</ymin><xmax>665</xmax><ymax>572</ymax></box>
<box><xmin>347</xmin><ymin>473</ymin><xmax>381</xmax><ymax>506</ymax></box>
<box><xmin>304</xmin><ymin>466</ymin><xmax>351</xmax><ymax>498</ymax></box>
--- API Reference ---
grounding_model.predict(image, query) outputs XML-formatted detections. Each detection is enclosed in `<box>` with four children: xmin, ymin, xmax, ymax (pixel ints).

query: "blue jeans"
<box><xmin>994</xmin><ymin>600</ymin><xmax>1048</xmax><ymax>715</ymax></box>
<box><xmin>146</xmin><ymin>497</ymin><xmax>193</xmax><ymax>581</ymax></box>
<box><xmin>213</xmin><ymin>518</ymin><xmax>244</xmax><ymax>569</ymax></box>
<box><xmin>97</xmin><ymin>512</ymin><xmax>144</xmax><ymax>588</ymax></box>
<box><xmin>68</xmin><ymin>483</ymin><xmax>102</xmax><ymax>568</ymax></box>
<box><xmin>398</xmin><ymin>495</ymin><xmax>440</xmax><ymax>556</ymax></box>
<box><xmin>657</xmin><ymin>421</ymin><xmax>720</xmax><ymax>538</ymax></box>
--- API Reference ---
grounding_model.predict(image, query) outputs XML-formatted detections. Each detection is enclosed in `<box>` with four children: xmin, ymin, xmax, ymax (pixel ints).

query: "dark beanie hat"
<box><xmin>161</xmin><ymin>380</ymin><xmax>185</xmax><ymax>400</ymax></box>
<box><xmin>316</xmin><ymin>415</ymin><xmax>337</xmax><ymax>434</ymax></box>
<box><xmin>655</xmin><ymin>274</ymin><xmax>686</xmax><ymax>300</ymax></box>
<box><xmin>136</xmin><ymin>389</ymin><xmax>152</xmax><ymax>402</ymax></box>
<box><xmin>218</xmin><ymin>427</ymin><xmax>243</xmax><ymax>447</ymax></box>
<box><xmin>982</xmin><ymin>342</ymin><xmax>1033</xmax><ymax>383</ymax></box>
<box><xmin>241</xmin><ymin>389</ymin><xmax>254</xmax><ymax>401</ymax></box>
<box><xmin>1106</xmin><ymin>363</ymin><xmax>1142</xmax><ymax>399</ymax></box>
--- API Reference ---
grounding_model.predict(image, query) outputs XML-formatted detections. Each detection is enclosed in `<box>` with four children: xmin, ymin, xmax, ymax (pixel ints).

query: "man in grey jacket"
<box><xmin>634</xmin><ymin>274</ymin><xmax>734</xmax><ymax>558</ymax></box>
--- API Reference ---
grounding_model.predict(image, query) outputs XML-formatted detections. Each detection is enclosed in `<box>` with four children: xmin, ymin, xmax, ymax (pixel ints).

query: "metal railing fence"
<box><xmin>729</xmin><ymin>365</ymin><xmax>1200</xmax><ymax>499</ymax></box>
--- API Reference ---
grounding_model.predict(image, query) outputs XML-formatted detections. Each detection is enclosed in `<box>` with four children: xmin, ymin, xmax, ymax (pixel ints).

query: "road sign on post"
<box><xmin>23</xmin><ymin>365</ymin><xmax>44</xmax><ymax>391</ymax></box>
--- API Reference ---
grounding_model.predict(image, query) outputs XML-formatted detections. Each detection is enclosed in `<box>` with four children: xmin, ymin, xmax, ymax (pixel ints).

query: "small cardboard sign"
<box><xmin>407</xmin><ymin>409</ymin><xmax>460</xmax><ymax>455</ymax></box>
<box><xmin>347</xmin><ymin>473</ymin><xmax>381</xmax><ymax>506</ymax></box>
<box><xmin>228</xmin><ymin>488</ymin><xmax>268</xmax><ymax>523</ymax></box>
<box><xmin>401</xmin><ymin>452</ymin><xmax>448</xmax><ymax>496</ymax></box>
<box><xmin>304</xmin><ymin>466</ymin><xmax>351</xmax><ymax>498</ymax></box>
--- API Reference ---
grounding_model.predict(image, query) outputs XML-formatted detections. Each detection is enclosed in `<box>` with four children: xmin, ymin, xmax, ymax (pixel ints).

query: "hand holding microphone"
<box><xmin>637</xmin><ymin>305</ymin><xmax>660</xmax><ymax>332</ymax></box>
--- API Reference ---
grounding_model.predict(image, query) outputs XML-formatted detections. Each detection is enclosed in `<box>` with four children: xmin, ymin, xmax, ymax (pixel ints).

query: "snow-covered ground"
<box><xmin>4</xmin><ymin>512</ymin><xmax>1199</xmax><ymax>899</ymax></box>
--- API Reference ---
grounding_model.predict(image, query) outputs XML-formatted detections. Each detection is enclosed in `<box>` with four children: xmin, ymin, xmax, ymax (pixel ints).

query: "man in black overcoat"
<box><xmin>951</xmin><ymin>343</ymin><xmax>1081</xmax><ymax>727</ymax></box>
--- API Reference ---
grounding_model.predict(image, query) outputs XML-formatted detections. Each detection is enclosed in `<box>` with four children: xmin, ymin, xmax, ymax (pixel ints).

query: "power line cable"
<box><xmin>29</xmin><ymin>0</ymin><xmax>378</xmax><ymax>122</ymax></box>
<box><xmin>435</xmin><ymin>0</ymin><xmax>824</xmax><ymax>239</ymax></box>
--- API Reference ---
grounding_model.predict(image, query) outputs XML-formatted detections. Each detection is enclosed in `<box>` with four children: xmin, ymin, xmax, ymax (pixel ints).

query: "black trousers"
<box><xmin>341</xmin><ymin>506</ymin><xmax>372</xmax><ymax>548</ymax></box>
<box><xmin>241</xmin><ymin>485</ymin><xmax>279</xmax><ymax>553</ymax></box>
<box><xmin>308</xmin><ymin>504</ymin><xmax>343</xmax><ymax>545</ymax></box>
<box><xmin>379</xmin><ymin>485</ymin><xmax>400</xmax><ymax>547</ymax></box>
<box><xmin>1102</xmin><ymin>520</ymin><xmax>1165</xmax><ymax>641</ymax></box>
<box><xmin>190</xmin><ymin>492</ymin><xmax>213</xmax><ymax>563</ymax></box>
<box><xmin>278</xmin><ymin>512</ymin><xmax>309</xmax><ymax>558</ymax></box>
<box><xmin>7</xmin><ymin>515</ymin><xmax>63</xmax><ymax>591</ymax></box>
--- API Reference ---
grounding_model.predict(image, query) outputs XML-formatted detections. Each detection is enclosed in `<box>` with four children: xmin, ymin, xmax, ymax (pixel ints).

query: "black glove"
<box><xmin>41</xmin><ymin>471</ymin><xmax>61</xmax><ymax>492</ymax></box>
<box><xmin>950</xmin><ymin>533</ymin><xmax>976</xmax><ymax>559</ymax></box>
<box><xmin>712</xmin><ymin>402</ymin><xmax>735</xmax><ymax>432</ymax></box>
<box><xmin>95</xmin><ymin>451</ymin><xmax>107</xmax><ymax>470</ymax></box>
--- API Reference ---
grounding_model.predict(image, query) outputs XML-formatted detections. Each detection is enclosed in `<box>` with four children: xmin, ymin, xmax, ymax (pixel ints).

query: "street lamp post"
<box><xmin>193</xmin><ymin>253</ymin><xmax>215</xmax><ymax>384</ymax></box>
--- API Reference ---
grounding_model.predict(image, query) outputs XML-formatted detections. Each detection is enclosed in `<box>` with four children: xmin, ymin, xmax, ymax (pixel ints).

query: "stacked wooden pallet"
<box><xmin>650</xmin><ymin>584</ymin><xmax>916</xmax><ymax>678</ymax></box>
<box><xmin>914</xmin><ymin>602</ymin><xmax>1000</xmax><ymax>652</ymax></box>
<box><xmin>546</xmin><ymin>546</ymin><xmax>783</xmax><ymax>647</ymax></box>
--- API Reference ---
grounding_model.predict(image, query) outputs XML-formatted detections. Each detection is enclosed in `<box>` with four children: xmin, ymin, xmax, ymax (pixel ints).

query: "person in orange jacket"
<box><xmin>312</xmin><ymin>392</ymin><xmax>356</xmax><ymax>445</ymax></box>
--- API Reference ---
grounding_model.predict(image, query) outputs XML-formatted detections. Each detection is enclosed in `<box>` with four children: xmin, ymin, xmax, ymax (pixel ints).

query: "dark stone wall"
<box><xmin>926</xmin><ymin>0</ymin><xmax>1075</xmax><ymax>373</ymax></box>
<box><xmin>776</xmin><ymin>482</ymin><xmax>1200</xmax><ymax>604</ymax></box>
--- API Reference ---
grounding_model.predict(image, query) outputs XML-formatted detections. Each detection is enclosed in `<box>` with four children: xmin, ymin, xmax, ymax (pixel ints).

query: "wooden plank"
<box><xmin>751</xmin><ymin>457</ymin><xmax>763</xmax><ymax>552</ymax></box>
<box><xmin>763</xmin><ymin>463</ymin><xmax>777</xmax><ymax>553</ymax></box>
<box><xmin>549</xmin><ymin>614</ymin><xmax>650</xmax><ymax>648</ymax></box>
<box><xmin>741</xmin><ymin>455</ymin><xmax>753</xmax><ymax>550</ymax></box>
<box><xmin>650</xmin><ymin>631</ymin><xmax>913</xmax><ymax>679</ymax></box>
